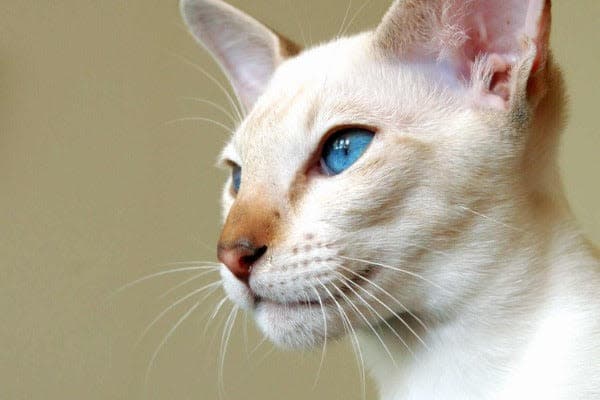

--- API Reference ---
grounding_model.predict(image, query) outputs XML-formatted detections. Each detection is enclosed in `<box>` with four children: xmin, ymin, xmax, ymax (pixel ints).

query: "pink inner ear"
<box><xmin>462</xmin><ymin>1</ymin><xmax>530</xmax><ymax>56</ymax></box>
<box><xmin>418</xmin><ymin>0</ymin><xmax>550</xmax><ymax>108</ymax></box>
<box><xmin>460</xmin><ymin>1</ymin><xmax>547</xmax><ymax>66</ymax></box>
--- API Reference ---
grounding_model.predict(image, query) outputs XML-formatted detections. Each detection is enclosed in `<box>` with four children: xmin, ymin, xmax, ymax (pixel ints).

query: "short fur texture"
<box><xmin>180</xmin><ymin>1</ymin><xmax>600</xmax><ymax>399</ymax></box>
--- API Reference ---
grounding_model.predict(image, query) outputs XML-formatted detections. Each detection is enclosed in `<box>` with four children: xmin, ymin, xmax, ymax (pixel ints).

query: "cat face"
<box><xmin>181</xmin><ymin>0</ymin><xmax>557</xmax><ymax>348</ymax></box>
<box><xmin>218</xmin><ymin>37</ymin><xmax>497</xmax><ymax>348</ymax></box>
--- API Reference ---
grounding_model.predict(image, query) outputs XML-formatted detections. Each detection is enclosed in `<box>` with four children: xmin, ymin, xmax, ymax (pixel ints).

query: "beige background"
<box><xmin>1</xmin><ymin>1</ymin><xmax>598</xmax><ymax>399</ymax></box>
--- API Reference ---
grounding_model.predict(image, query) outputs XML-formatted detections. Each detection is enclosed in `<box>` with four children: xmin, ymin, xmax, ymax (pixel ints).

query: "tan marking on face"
<box><xmin>219</xmin><ymin>196</ymin><xmax>282</xmax><ymax>249</ymax></box>
<box><xmin>275</xmin><ymin>31</ymin><xmax>302</xmax><ymax>58</ymax></box>
<box><xmin>354</xmin><ymin>157</ymin><xmax>386</xmax><ymax>177</ymax></box>
<box><xmin>392</xmin><ymin>134</ymin><xmax>434</xmax><ymax>156</ymax></box>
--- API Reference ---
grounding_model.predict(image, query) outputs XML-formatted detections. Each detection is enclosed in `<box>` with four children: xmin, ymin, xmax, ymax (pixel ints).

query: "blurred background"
<box><xmin>1</xmin><ymin>1</ymin><xmax>598</xmax><ymax>399</ymax></box>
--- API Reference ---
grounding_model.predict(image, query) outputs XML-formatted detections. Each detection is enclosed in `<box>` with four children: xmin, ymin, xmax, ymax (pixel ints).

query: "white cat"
<box><xmin>180</xmin><ymin>0</ymin><xmax>600</xmax><ymax>399</ymax></box>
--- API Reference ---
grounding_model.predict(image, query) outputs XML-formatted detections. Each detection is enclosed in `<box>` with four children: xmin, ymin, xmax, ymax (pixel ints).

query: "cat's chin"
<box><xmin>221</xmin><ymin>267</ymin><xmax>347</xmax><ymax>349</ymax></box>
<box><xmin>253</xmin><ymin>299</ymin><xmax>336</xmax><ymax>349</ymax></box>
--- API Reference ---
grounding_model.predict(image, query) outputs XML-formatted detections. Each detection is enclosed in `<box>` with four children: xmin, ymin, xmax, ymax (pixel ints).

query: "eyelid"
<box><xmin>220</xmin><ymin>160</ymin><xmax>240</xmax><ymax>172</ymax></box>
<box><xmin>322</xmin><ymin>124</ymin><xmax>378</xmax><ymax>138</ymax></box>
<box><xmin>217</xmin><ymin>143</ymin><xmax>240</xmax><ymax>169</ymax></box>
<box><xmin>317</xmin><ymin>124</ymin><xmax>379</xmax><ymax>155</ymax></box>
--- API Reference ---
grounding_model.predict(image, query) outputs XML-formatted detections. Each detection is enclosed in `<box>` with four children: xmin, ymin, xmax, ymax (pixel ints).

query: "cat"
<box><xmin>180</xmin><ymin>0</ymin><xmax>600</xmax><ymax>399</ymax></box>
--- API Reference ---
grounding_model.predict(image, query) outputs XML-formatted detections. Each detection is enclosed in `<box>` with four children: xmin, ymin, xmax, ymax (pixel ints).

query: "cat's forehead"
<box><xmin>272</xmin><ymin>34</ymin><xmax>374</xmax><ymax>89</ymax></box>
<box><xmin>244</xmin><ymin>34</ymin><xmax>378</xmax><ymax>125</ymax></box>
<box><xmin>227</xmin><ymin>33</ymin><xmax>462</xmax><ymax>166</ymax></box>
<box><xmin>228</xmin><ymin>37</ymin><xmax>371</xmax><ymax>147</ymax></box>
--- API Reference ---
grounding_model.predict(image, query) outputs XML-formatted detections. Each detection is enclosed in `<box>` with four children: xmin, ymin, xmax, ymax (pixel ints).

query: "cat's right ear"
<box><xmin>374</xmin><ymin>0</ymin><xmax>552</xmax><ymax>111</ymax></box>
<box><xmin>180</xmin><ymin>0</ymin><xmax>301</xmax><ymax>112</ymax></box>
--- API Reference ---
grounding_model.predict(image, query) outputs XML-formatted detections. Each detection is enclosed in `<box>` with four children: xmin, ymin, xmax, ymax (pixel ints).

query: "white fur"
<box><xmin>181</xmin><ymin>1</ymin><xmax>600</xmax><ymax>398</ymax></box>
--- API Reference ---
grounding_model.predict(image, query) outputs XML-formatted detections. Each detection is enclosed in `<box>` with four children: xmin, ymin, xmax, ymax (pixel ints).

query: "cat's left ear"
<box><xmin>374</xmin><ymin>0</ymin><xmax>551</xmax><ymax>110</ymax></box>
<box><xmin>180</xmin><ymin>0</ymin><xmax>301</xmax><ymax>112</ymax></box>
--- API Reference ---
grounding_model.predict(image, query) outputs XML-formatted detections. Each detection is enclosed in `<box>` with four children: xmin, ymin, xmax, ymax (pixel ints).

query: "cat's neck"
<box><xmin>360</xmin><ymin>198</ymin><xmax>600</xmax><ymax>400</ymax></box>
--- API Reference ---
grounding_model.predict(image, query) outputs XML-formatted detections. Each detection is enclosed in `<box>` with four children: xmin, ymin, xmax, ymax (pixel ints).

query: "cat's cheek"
<box><xmin>220</xmin><ymin>267</ymin><xmax>255</xmax><ymax>310</ymax></box>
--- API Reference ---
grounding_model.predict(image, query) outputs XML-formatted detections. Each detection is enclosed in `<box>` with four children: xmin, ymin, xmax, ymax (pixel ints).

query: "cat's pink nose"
<box><xmin>217</xmin><ymin>238</ymin><xmax>267</xmax><ymax>284</ymax></box>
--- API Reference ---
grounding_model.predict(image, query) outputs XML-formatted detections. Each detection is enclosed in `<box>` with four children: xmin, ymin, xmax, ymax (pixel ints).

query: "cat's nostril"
<box><xmin>217</xmin><ymin>239</ymin><xmax>267</xmax><ymax>284</ymax></box>
<box><xmin>240</xmin><ymin>245</ymin><xmax>267</xmax><ymax>267</ymax></box>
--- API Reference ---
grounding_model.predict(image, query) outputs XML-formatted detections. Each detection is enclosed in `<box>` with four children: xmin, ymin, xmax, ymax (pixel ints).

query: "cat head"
<box><xmin>181</xmin><ymin>0</ymin><xmax>564</xmax><ymax>348</ymax></box>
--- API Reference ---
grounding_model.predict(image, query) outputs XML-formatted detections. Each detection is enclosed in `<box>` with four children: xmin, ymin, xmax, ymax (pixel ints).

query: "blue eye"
<box><xmin>321</xmin><ymin>128</ymin><xmax>375</xmax><ymax>175</ymax></box>
<box><xmin>231</xmin><ymin>164</ymin><xmax>241</xmax><ymax>193</ymax></box>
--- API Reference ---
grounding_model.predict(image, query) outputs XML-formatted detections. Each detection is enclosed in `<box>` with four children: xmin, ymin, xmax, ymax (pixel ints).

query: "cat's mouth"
<box><xmin>252</xmin><ymin>265</ymin><xmax>377</xmax><ymax>309</ymax></box>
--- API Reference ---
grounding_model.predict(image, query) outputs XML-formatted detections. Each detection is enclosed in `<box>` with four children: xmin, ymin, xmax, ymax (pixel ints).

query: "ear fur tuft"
<box><xmin>375</xmin><ymin>0</ymin><xmax>552</xmax><ymax>110</ymax></box>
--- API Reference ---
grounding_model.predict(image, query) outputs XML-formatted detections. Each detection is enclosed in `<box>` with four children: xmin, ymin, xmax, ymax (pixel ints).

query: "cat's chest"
<box><xmin>377</xmin><ymin>349</ymin><xmax>505</xmax><ymax>400</ymax></box>
<box><xmin>378</xmin><ymin>356</ymin><xmax>568</xmax><ymax>400</ymax></box>
<box><xmin>364</xmin><ymin>313</ymin><xmax>586</xmax><ymax>400</ymax></box>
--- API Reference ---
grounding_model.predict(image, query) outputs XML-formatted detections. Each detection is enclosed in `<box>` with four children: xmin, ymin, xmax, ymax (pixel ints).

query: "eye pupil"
<box><xmin>321</xmin><ymin>128</ymin><xmax>374</xmax><ymax>175</ymax></box>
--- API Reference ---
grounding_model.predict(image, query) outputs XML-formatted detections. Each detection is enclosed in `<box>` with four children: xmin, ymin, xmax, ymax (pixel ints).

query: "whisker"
<box><xmin>158</xmin><ymin>269</ymin><xmax>219</xmax><ymax>300</ymax></box>
<box><xmin>311</xmin><ymin>286</ymin><xmax>328</xmax><ymax>389</ymax></box>
<box><xmin>164</xmin><ymin>116</ymin><xmax>235</xmax><ymax>135</ymax></box>
<box><xmin>336</xmin><ymin>0</ymin><xmax>353</xmax><ymax>38</ymax></box>
<box><xmin>249</xmin><ymin>335</ymin><xmax>268</xmax><ymax>357</ymax></box>
<box><xmin>167</xmin><ymin>51</ymin><xmax>245</xmax><ymax>122</ymax></box>
<box><xmin>404</xmin><ymin>242</ymin><xmax>452</xmax><ymax>257</ymax></box>
<box><xmin>336</xmin><ymin>263</ymin><xmax>430</xmax><ymax>341</ymax></box>
<box><xmin>331</xmin><ymin>276</ymin><xmax>400</xmax><ymax>367</ymax></box>
<box><xmin>335</xmin><ymin>273</ymin><xmax>419</xmax><ymax>358</ymax></box>
<box><xmin>317</xmin><ymin>279</ymin><xmax>367</xmax><ymax>400</ymax></box>
<box><xmin>253</xmin><ymin>346</ymin><xmax>276</xmax><ymax>370</ymax></box>
<box><xmin>144</xmin><ymin>299</ymin><xmax>203</xmax><ymax>388</ymax></box>
<box><xmin>198</xmin><ymin>295</ymin><xmax>231</xmax><ymax>353</ymax></box>
<box><xmin>341</xmin><ymin>0</ymin><xmax>373</xmax><ymax>37</ymax></box>
<box><xmin>109</xmin><ymin>265</ymin><xmax>219</xmax><ymax>298</ymax></box>
<box><xmin>242</xmin><ymin>311</ymin><xmax>249</xmax><ymax>356</ymax></box>
<box><xmin>135</xmin><ymin>281</ymin><xmax>221</xmax><ymax>348</ymax></box>
<box><xmin>160</xmin><ymin>260</ymin><xmax>221</xmax><ymax>266</ymax></box>
<box><xmin>179</xmin><ymin>96</ymin><xmax>238</xmax><ymax>126</ymax></box>
<box><xmin>307</xmin><ymin>7</ymin><xmax>314</xmax><ymax>46</ymax></box>
<box><xmin>218</xmin><ymin>305</ymin><xmax>239</xmax><ymax>399</ymax></box>
<box><xmin>205</xmin><ymin>296</ymin><xmax>229</xmax><ymax>336</ymax></box>
<box><xmin>286</xmin><ymin>0</ymin><xmax>309</xmax><ymax>46</ymax></box>
<box><xmin>340</xmin><ymin>255</ymin><xmax>444</xmax><ymax>291</ymax></box>
<box><xmin>456</xmin><ymin>205</ymin><xmax>524</xmax><ymax>233</ymax></box>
